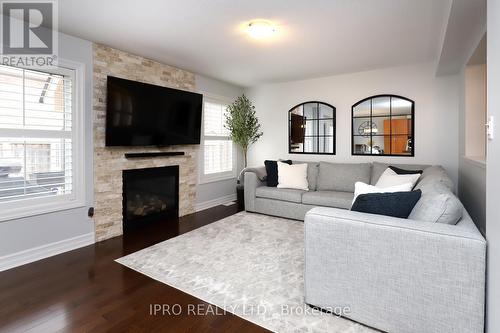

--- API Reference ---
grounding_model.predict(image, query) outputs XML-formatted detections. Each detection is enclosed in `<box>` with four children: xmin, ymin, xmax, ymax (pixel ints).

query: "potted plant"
<box><xmin>225</xmin><ymin>94</ymin><xmax>263</xmax><ymax>210</ymax></box>
<box><xmin>224</xmin><ymin>94</ymin><xmax>263</xmax><ymax>168</ymax></box>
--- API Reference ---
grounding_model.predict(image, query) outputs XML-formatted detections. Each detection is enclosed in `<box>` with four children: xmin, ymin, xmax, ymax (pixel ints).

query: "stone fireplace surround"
<box><xmin>93</xmin><ymin>44</ymin><xmax>198</xmax><ymax>241</ymax></box>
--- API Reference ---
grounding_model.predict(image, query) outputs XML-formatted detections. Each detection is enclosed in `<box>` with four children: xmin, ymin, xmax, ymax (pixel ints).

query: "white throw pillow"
<box><xmin>352</xmin><ymin>181</ymin><xmax>414</xmax><ymax>205</ymax></box>
<box><xmin>277</xmin><ymin>162</ymin><xmax>309</xmax><ymax>191</ymax></box>
<box><xmin>375</xmin><ymin>168</ymin><xmax>421</xmax><ymax>188</ymax></box>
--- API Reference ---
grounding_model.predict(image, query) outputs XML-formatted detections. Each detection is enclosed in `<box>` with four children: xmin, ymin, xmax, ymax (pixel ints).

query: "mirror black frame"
<box><xmin>288</xmin><ymin>101</ymin><xmax>336</xmax><ymax>155</ymax></box>
<box><xmin>351</xmin><ymin>94</ymin><xmax>415</xmax><ymax>157</ymax></box>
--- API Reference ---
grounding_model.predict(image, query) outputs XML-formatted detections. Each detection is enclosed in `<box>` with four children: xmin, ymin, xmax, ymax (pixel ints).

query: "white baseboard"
<box><xmin>195</xmin><ymin>194</ymin><xmax>237</xmax><ymax>212</ymax></box>
<box><xmin>0</xmin><ymin>232</ymin><xmax>95</xmax><ymax>272</ymax></box>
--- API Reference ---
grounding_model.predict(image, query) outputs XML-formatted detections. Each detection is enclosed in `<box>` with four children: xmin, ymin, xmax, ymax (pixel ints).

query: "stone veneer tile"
<box><xmin>93</xmin><ymin>43</ymin><xmax>198</xmax><ymax>242</ymax></box>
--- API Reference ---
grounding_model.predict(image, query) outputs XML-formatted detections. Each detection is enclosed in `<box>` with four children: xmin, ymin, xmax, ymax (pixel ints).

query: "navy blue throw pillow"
<box><xmin>351</xmin><ymin>190</ymin><xmax>422</xmax><ymax>219</ymax></box>
<box><xmin>389</xmin><ymin>166</ymin><xmax>423</xmax><ymax>175</ymax></box>
<box><xmin>264</xmin><ymin>160</ymin><xmax>292</xmax><ymax>187</ymax></box>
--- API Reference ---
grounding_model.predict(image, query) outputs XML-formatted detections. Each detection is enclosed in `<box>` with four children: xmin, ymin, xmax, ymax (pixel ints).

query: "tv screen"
<box><xmin>105</xmin><ymin>76</ymin><xmax>202</xmax><ymax>146</ymax></box>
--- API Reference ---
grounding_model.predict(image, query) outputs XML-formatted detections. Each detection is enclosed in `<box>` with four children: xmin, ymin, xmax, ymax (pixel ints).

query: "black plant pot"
<box><xmin>236</xmin><ymin>184</ymin><xmax>245</xmax><ymax>211</ymax></box>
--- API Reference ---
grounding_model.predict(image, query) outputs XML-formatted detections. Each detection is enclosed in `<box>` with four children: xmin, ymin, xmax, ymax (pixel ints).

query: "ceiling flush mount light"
<box><xmin>247</xmin><ymin>20</ymin><xmax>277</xmax><ymax>39</ymax></box>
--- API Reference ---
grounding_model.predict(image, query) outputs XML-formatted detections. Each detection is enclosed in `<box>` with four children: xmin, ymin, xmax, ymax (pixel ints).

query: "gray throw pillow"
<box><xmin>409</xmin><ymin>181</ymin><xmax>463</xmax><ymax>224</ymax></box>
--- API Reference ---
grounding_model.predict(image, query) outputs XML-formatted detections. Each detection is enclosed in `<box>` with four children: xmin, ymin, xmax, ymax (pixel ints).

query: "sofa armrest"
<box><xmin>306</xmin><ymin>206</ymin><xmax>485</xmax><ymax>241</ymax></box>
<box><xmin>244</xmin><ymin>170</ymin><xmax>266</xmax><ymax>212</ymax></box>
<box><xmin>304</xmin><ymin>207</ymin><xmax>486</xmax><ymax>333</ymax></box>
<box><xmin>238</xmin><ymin>165</ymin><xmax>267</xmax><ymax>184</ymax></box>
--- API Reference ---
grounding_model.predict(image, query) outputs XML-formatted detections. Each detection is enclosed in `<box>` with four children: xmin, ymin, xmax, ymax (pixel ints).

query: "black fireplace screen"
<box><xmin>122</xmin><ymin>165</ymin><xmax>179</xmax><ymax>230</ymax></box>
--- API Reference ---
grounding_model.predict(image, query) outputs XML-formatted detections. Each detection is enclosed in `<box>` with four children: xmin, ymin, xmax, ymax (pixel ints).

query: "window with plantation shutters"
<box><xmin>0</xmin><ymin>64</ymin><xmax>83</xmax><ymax>219</ymax></box>
<box><xmin>200</xmin><ymin>98</ymin><xmax>236</xmax><ymax>183</ymax></box>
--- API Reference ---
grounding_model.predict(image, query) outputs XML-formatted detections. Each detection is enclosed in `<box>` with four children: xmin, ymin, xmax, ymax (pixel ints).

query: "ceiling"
<box><xmin>58</xmin><ymin>0</ymin><xmax>451</xmax><ymax>87</ymax></box>
<box><xmin>435</xmin><ymin>0</ymin><xmax>486</xmax><ymax>75</ymax></box>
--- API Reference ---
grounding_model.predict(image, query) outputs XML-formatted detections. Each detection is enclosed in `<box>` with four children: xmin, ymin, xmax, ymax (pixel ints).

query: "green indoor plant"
<box><xmin>224</xmin><ymin>94</ymin><xmax>263</xmax><ymax>168</ymax></box>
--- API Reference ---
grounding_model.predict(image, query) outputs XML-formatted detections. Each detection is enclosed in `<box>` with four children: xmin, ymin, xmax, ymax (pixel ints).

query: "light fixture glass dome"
<box><xmin>247</xmin><ymin>20</ymin><xmax>277</xmax><ymax>39</ymax></box>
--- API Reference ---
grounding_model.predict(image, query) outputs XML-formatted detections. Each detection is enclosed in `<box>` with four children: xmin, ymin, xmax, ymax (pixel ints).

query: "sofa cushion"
<box><xmin>294</xmin><ymin>161</ymin><xmax>319</xmax><ymax>191</ymax></box>
<box><xmin>264</xmin><ymin>160</ymin><xmax>292</xmax><ymax>187</ymax></box>
<box><xmin>416</xmin><ymin>165</ymin><xmax>455</xmax><ymax>192</ymax></box>
<box><xmin>302</xmin><ymin>191</ymin><xmax>354</xmax><ymax>209</ymax></box>
<box><xmin>318</xmin><ymin>162</ymin><xmax>371</xmax><ymax>192</ymax></box>
<box><xmin>351</xmin><ymin>190</ymin><xmax>422</xmax><ymax>219</ymax></box>
<box><xmin>353</xmin><ymin>181</ymin><xmax>414</xmax><ymax>205</ymax></box>
<box><xmin>375</xmin><ymin>168</ymin><xmax>421</xmax><ymax>188</ymax></box>
<box><xmin>389</xmin><ymin>165</ymin><xmax>423</xmax><ymax>175</ymax></box>
<box><xmin>255</xmin><ymin>186</ymin><xmax>305</xmax><ymax>203</ymax></box>
<box><xmin>277</xmin><ymin>162</ymin><xmax>309</xmax><ymax>190</ymax></box>
<box><xmin>370</xmin><ymin>162</ymin><xmax>429</xmax><ymax>185</ymax></box>
<box><xmin>409</xmin><ymin>181</ymin><xmax>463</xmax><ymax>224</ymax></box>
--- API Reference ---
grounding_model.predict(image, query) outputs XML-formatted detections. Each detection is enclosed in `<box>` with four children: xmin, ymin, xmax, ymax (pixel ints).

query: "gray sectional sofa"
<box><xmin>243</xmin><ymin>161</ymin><xmax>486</xmax><ymax>333</ymax></box>
<box><xmin>245</xmin><ymin>161</ymin><xmax>428</xmax><ymax>220</ymax></box>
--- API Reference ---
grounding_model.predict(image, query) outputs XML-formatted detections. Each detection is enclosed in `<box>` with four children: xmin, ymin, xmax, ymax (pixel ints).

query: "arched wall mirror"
<box><xmin>352</xmin><ymin>95</ymin><xmax>414</xmax><ymax>156</ymax></box>
<box><xmin>288</xmin><ymin>101</ymin><xmax>336</xmax><ymax>155</ymax></box>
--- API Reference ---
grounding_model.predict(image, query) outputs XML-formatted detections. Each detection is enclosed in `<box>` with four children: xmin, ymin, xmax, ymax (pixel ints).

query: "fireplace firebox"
<box><xmin>122</xmin><ymin>166</ymin><xmax>179</xmax><ymax>231</ymax></box>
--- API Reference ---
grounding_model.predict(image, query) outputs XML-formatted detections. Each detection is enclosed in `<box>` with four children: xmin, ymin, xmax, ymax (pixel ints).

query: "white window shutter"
<box><xmin>201</xmin><ymin>99</ymin><xmax>234</xmax><ymax>180</ymax></box>
<box><xmin>0</xmin><ymin>65</ymin><xmax>74</xmax><ymax>203</ymax></box>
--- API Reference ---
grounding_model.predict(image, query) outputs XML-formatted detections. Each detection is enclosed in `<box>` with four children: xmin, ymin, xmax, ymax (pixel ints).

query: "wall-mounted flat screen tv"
<box><xmin>105</xmin><ymin>76</ymin><xmax>202</xmax><ymax>146</ymax></box>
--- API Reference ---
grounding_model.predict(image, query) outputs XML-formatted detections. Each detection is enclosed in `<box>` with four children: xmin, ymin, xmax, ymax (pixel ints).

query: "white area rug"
<box><xmin>116</xmin><ymin>212</ymin><xmax>375</xmax><ymax>333</ymax></box>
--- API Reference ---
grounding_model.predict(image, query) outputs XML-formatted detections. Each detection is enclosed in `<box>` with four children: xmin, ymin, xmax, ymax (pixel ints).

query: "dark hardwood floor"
<box><xmin>0</xmin><ymin>205</ymin><xmax>270</xmax><ymax>333</ymax></box>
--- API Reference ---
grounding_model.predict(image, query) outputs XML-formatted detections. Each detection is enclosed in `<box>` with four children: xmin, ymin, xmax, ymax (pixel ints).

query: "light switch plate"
<box><xmin>487</xmin><ymin>116</ymin><xmax>494</xmax><ymax>140</ymax></box>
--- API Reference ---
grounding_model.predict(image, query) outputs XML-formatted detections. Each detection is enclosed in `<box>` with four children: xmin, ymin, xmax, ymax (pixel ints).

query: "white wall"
<box><xmin>0</xmin><ymin>32</ymin><xmax>94</xmax><ymax>258</ymax></box>
<box><xmin>465</xmin><ymin>64</ymin><xmax>487</xmax><ymax>157</ymax></box>
<box><xmin>195</xmin><ymin>75</ymin><xmax>244</xmax><ymax>207</ymax></box>
<box><xmin>458</xmin><ymin>62</ymin><xmax>486</xmax><ymax>235</ymax></box>
<box><xmin>486</xmin><ymin>0</ymin><xmax>500</xmax><ymax>330</ymax></box>
<box><xmin>245</xmin><ymin>63</ymin><xmax>460</xmax><ymax>184</ymax></box>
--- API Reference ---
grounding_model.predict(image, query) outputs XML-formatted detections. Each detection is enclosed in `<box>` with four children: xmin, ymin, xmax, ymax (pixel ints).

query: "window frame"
<box><xmin>288</xmin><ymin>101</ymin><xmax>336</xmax><ymax>155</ymax></box>
<box><xmin>0</xmin><ymin>59</ymin><xmax>86</xmax><ymax>222</ymax></box>
<box><xmin>351</xmin><ymin>94</ymin><xmax>415</xmax><ymax>157</ymax></box>
<box><xmin>198</xmin><ymin>95</ymin><xmax>237</xmax><ymax>185</ymax></box>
